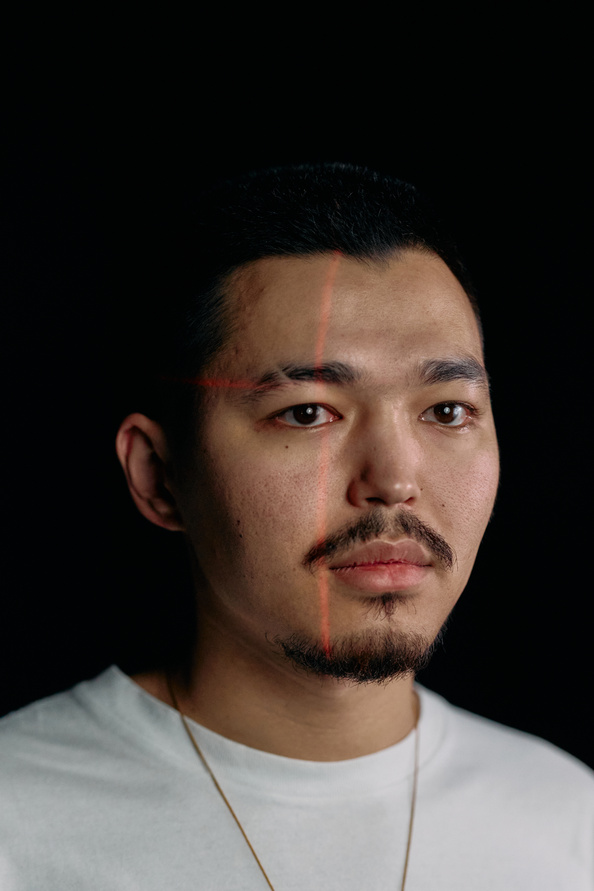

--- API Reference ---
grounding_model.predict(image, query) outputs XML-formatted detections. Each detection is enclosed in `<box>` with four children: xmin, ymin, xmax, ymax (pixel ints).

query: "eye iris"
<box><xmin>293</xmin><ymin>404</ymin><xmax>319</xmax><ymax>425</ymax></box>
<box><xmin>435</xmin><ymin>404</ymin><xmax>461</xmax><ymax>424</ymax></box>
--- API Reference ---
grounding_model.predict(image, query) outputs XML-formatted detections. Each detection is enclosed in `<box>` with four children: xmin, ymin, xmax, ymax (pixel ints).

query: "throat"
<box><xmin>133</xmin><ymin>650</ymin><xmax>419</xmax><ymax>761</ymax></box>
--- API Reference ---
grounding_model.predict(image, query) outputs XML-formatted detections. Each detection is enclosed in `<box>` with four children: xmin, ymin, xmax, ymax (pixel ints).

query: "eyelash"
<box><xmin>271</xmin><ymin>404</ymin><xmax>341</xmax><ymax>428</ymax></box>
<box><xmin>420</xmin><ymin>402</ymin><xmax>479</xmax><ymax>429</ymax></box>
<box><xmin>270</xmin><ymin>402</ymin><xmax>479</xmax><ymax>430</ymax></box>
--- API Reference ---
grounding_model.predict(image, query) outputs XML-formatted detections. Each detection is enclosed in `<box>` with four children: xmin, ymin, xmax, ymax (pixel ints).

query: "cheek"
<box><xmin>186</xmin><ymin>442</ymin><xmax>322</xmax><ymax>577</ymax></box>
<box><xmin>434</xmin><ymin>446</ymin><xmax>500</xmax><ymax>565</ymax></box>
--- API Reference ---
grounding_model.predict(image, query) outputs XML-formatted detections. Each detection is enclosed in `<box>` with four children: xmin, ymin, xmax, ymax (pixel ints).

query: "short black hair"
<box><xmin>124</xmin><ymin>162</ymin><xmax>480</xmax><ymax>449</ymax></box>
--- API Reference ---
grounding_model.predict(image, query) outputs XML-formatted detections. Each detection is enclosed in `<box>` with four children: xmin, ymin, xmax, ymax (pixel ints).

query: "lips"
<box><xmin>329</xmin><ymin>540</ymin><xmax>432</xmax><ymax>570</ymax></box>
<box><xmin>328</xmin><ymin>540</ymin><xmax>432</xmax><ymax>593</ymax></box>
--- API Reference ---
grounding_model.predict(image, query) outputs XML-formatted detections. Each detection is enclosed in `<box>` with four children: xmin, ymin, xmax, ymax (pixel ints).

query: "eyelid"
<box><xmin>270</xmin><ymin>402</ymin><xmax>342</xmax><ymax>428</ymax></box>
<box><xmin>420</xmin><ymin>402</ymin><xmax>478</xmax><ymax>428</ymax></box>
<box><xmin>267</xmin><ymin>400</ymin><xmax>479</xmax><ymax>430</ymax></box>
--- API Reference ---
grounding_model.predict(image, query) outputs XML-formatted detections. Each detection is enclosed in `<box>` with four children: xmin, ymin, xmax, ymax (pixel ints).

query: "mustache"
<box><xmin>303</xmin><ymin>509</ymin><xmax>456</xmax><ymax>572</ymax></box>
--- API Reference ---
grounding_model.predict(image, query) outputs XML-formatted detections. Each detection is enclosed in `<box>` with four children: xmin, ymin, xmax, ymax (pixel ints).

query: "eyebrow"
<box><xmin>416</xmin><ymin>356</ymin><xmax>490</xmax><ymax>390</ymax></box>
<box><xmin>236</xmin><ymin>355</ymin><xmax>489</xmax><ymax>405</ymax></box>
<box><xmin>237</xmin><ymin>361</ymin><xmax>363</xmax><ymax>403</ymax></box>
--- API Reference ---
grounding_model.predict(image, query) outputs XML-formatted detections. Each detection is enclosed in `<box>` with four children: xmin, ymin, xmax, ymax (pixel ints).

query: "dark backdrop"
<box><xmin>3</xmin><ymin>52</ymin><xmax>592</xmax><ymax>769</ymax></box>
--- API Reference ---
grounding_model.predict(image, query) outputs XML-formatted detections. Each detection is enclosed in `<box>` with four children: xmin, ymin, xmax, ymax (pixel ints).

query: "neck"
<box><xmin>133</xmin><ymin>618</ymin><xmax>418</xmax><ymax>761</ymax></box>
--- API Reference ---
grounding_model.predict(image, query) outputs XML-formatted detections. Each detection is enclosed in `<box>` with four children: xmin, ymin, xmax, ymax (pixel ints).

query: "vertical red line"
<box><xmin>314</xmin><ymin>252</ymin><xmax>341</xmax><ymax>656</ymax></box>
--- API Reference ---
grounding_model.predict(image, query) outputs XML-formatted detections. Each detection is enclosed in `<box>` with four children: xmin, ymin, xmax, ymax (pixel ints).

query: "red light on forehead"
<box><xmin>191</xmin><ymin>378</ymin><xmax>257</xmax><ymax>389</ymax></box>
<box><xmin>160</xmin><ymin>377</ymin><xmax>257</xmax><ymax>389</ymax></box>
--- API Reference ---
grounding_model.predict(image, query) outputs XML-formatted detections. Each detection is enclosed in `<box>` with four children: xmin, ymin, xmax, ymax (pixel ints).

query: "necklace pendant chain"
<box><xmin>167</xmin><ymin>676</ymin><xmax>420</xmax><ymax>891</ymax></box>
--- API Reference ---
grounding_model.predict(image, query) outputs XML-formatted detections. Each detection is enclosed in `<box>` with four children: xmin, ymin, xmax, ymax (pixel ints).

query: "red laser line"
<box><xmin>160</xmin><ymin>376</ymin><xmax>257</xmax><ymax>389</ymax></box>
<box><xmin>314</xmin><ymin>252</ymin><xmax>341</xmax><ymax>656</ymax></box>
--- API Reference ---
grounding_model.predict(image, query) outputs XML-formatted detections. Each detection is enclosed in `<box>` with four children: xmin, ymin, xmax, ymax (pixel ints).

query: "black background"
<box><xmin>3</xmin><ymin>36</ymin><xmax>592</xmax><ymax>769</ymax></box>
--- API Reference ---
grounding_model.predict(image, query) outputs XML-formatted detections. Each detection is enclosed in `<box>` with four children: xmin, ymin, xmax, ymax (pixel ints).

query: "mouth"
<box><xmin>328</xmin><ymin>540</ymin><xmax>432</xmax><ymax>594</ymax></box>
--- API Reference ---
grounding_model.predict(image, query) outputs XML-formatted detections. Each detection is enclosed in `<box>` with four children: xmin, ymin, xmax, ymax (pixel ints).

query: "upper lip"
<box><xmin>329</xmin><ymin>539</ymin><xmax>433</xmax><ymax>570</ymax></box>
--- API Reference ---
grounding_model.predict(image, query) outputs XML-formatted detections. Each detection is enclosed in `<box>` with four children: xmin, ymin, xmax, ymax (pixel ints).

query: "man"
<box><xmin>1</xmin><ymin>163</ymin><xmax>592</xmax><ymax>889</ymax></box>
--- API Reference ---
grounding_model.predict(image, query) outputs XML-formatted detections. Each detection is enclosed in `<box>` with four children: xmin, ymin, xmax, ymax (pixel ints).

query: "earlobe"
<box><xmin>115</xmin><ymin>413</ymin><xmax>185</xmax><ymax>532</ymax></box>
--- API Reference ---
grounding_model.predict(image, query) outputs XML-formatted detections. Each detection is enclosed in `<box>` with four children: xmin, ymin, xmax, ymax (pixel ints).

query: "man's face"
<box><xmin>173</xmin><ymin>249</ymin><xmax>499</xmax><ymax>677</ymax></box>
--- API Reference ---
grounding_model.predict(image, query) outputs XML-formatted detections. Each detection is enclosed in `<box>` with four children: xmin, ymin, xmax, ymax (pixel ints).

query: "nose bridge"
<box><xmin>346</xmin><ymin>406</ymin><xmax>420</xmax><ymax>508</ymax></box>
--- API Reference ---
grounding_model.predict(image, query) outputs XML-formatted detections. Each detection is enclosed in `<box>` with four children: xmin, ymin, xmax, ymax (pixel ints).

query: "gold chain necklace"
<box><xmin>167</xmin><ymin>676</ymin><xmax>420</xmax><ymax>891</ymax></box>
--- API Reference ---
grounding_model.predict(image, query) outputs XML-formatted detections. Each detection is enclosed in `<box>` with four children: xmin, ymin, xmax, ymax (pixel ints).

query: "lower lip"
<box><xmin>330</xmin><ymin>561</ymin><xmax>430</xmax><ymax>593</ymax></box>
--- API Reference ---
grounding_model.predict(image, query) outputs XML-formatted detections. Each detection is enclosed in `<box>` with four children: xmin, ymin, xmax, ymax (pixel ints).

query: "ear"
<box><xmin>115</xmin><ymin>413</ymin><xmax>185</xmax><ymax>532</ymax></box>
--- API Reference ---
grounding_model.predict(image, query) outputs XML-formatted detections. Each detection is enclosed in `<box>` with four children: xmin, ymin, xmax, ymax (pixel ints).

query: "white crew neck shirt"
<box><xmin>1</xmin><ymin>666</ymin><xmax>593</xmax><ymax>889</ymax></box>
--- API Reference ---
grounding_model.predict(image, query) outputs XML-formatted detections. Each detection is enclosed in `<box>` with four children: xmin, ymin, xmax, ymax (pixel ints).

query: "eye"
<box><xmin>421</xmin><ymin>402</ymin><xmax>474</xmax><ymax>427</ymax></box>
<box><xmin>273</xmin><ymin>403</ymin><xmax>341</xmax><ymax>428</ymax></box>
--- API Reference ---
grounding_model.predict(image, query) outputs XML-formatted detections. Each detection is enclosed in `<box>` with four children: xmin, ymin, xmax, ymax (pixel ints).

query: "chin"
<box><xmin>272</xmin><ymin>622</ymin><xmax>446</xmax><ymax>685</ymax></box>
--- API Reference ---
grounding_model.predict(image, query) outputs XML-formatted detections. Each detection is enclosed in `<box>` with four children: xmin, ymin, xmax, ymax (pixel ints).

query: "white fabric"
<box><xmin>1</xmin><ymin>666</ymin><xmax>592</xmax><ymax>890</ymax></box>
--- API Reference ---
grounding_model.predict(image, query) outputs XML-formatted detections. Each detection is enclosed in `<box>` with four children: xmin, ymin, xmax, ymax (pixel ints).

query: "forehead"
<box><xmin>216</xmin><ymin>249</ymin><xmax>483</xmax><ymax>379</ymax></box>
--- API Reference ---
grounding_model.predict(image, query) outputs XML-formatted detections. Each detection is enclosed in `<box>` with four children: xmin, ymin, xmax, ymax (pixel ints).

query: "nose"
<box><xmin>346</xmin><ymin>417</ymin><xmax>421</xmax><ymax>509</ymax></box>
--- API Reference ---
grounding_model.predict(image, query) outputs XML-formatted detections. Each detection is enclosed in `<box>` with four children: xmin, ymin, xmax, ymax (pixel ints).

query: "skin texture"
<box><xmin>116</xmin><ymin>248</ymin><xmax>500</xmax><ymax>760</ymax></box>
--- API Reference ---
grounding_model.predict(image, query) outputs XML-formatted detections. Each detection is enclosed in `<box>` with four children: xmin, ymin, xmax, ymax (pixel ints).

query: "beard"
<box><xmin>274</xmin><ymin>613</ymin><xmax>447</xmax><ymax>684</ymax></box>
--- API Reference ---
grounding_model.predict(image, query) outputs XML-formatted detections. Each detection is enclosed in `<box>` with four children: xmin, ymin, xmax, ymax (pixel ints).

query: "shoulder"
<box><xmin>418</xmin><ymin>683</ymin><xmax>594</xmax><ymax>800</ymax></box>
<box><xmin>0</xmin><ymin>667</ymin><xmax>131</xmax><ymax>776</ymax></box>
<box><xmin>414</xmin><ymin>686</ymin><xmax>594</xmax><ymax>886</ymax></box>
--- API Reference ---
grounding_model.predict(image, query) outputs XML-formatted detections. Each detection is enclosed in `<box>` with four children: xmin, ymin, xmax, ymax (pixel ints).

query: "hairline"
<box><xmin>214</xmin><ymin>244</ymin><xmax>483</xmax><ymax>369</ymax></box>
<box><xmin>167</xmin><ymin>245</ymin><xmax>484</xmax><ymax>461</ymax></box>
